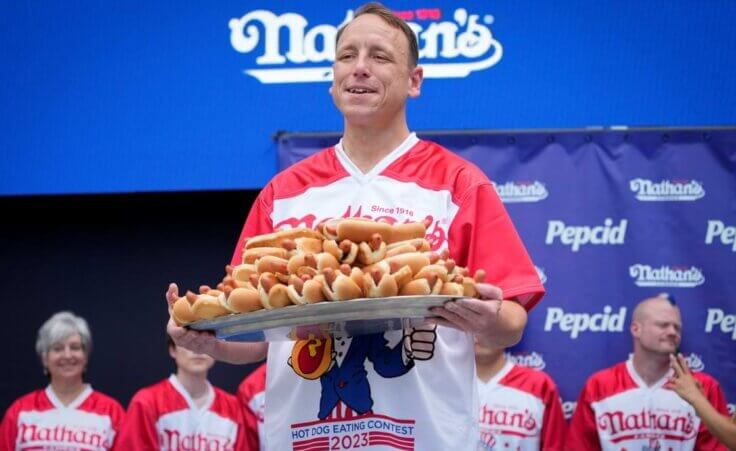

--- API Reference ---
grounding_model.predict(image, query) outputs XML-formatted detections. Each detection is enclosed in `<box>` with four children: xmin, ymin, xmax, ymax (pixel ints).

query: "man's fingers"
<box><xmin>443</xmin><ymin>302</ymin><xmax>482</xmax><ymax>327</ymax></box>
<box><xmin>475</xmin><ymin>283</ymin><xmax>503</xmax><ymax>301</ymax></box>
<box><xmin>432</xmin><ymin>307</ymin><xmax>473</xmax><ymax>331</ymax></box>
<box><xmin>428</xmin><ymin>317</ymin><xmax>462</xmax><ymax>331</ymax></box>
<box><xmin>670</xmin><ymin>354</ymin><xmax>684</xmax><ymax>377</ymax></box>
<box><xmin>677</xmin><ymin>353</ymin><xmax>692</xmax><ymax>375</ymax></box>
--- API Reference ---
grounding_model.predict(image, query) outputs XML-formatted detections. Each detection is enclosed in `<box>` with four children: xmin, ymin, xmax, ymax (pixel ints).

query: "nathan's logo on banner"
<box><xmin>628</xmin><ymin>264</ymin><xmax>705</xmax><ymax>288</ymax></box>
<box><xmin>684</xmin><ymin>353</ymin><xmax>704</xmax><ymax>372</ymax></box>
<box><xmin>629</xmin><ymin>178</ymin><xmax>705</xmax><ymax>201</ymax></box>
<box><xmin>705</xmin><ymin>220</ymin><xmax>736</xmax><ymax>252</ymax></box>
<box><xmin>493</xmin><ymin>181</ymin><xmax>548</xmax><ymax>203</ymax></box>
<box><xmin>543</xmin><ymin>306</ymin><xmax>627</xmax><ymax>339</ymax></box>
<box><xmin>705</xmin><ymin>309</ymin><xmax>736</xmax><ymax>340</ymax></box>
<box><xmin>535</xmin><ymin>266</ymin><xmax>547</xmax><ymax>284</ymax></box>
<box><xmin>545</xmin><ymin>219</ymin><xmax>627</xmax><ymax>252</ymax></box>
<box><xmin>505</xmin><ymin>351</ymin><xmax>546</xmax><ymax>370</ymax></box>
<box><xmin>562</xmin><ymin>401</ymin><xmax>577</xmax><ymax>420</ymax></box>
<box><xmin>229</xmin><ymin>8</ymin><xmax>502</xmax><ymax>83</ymax></box>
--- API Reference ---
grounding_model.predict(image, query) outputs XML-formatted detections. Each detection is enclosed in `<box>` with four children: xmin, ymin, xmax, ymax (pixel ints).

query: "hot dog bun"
<box><xmin>245</xmin><ymin>227</ymin><xmax>323</xmax><ymax>249</ymax></box>
<box><xmin>390</xmin><ymin>221</ymin><xmax>426</xmax><ymax>243</ymax></box>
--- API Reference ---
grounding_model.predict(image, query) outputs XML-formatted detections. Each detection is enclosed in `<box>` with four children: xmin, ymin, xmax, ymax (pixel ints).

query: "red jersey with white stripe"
<box><xmin>114</xmin><ymin>375</ymin><xmax>245</xmax><ymax>451</ymax></box>
<box><xmin>567</xmin><ymin>359</ymin><xmax>729</xmax><ymax>451</ymax></box>
<box><xmin>477</xmin><ymin>361</ymin><xmax>566</xmax><ymax>451</ymax></box>
<box><xmin>237</xmin><ymin>364</ymin><xmax>266</xmax><ymax>451</ymax></box>
<box><xmin>0</xmin><ymin>385</ymin><xmax>124</xmax><ymax>450</ymax></box>
<box><xmin>232</xmin><ymin>134</ymin><xmax>544</xmax><ymax>450</ymax></box>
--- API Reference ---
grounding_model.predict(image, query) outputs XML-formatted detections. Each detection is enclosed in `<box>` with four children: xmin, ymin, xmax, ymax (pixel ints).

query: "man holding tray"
<box><xmin>167</xmin><ymin>3</ymin><xmax>544</xmax><ymax>449</ymax></box>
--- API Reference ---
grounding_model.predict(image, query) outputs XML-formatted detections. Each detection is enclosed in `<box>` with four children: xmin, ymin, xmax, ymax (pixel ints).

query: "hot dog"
<box><xmin>245</xmin><ymin>227</ymin><xmax>323</xmax><ymax>250</ymax></box>
<box><xmin>319</xmin><ymin>267</ymin><xmax>364</xmax><ymax>301</ymax></box>
<box><xmin>286</xmin><ymin>274</ymin><xmax>326</xmax><ymax>305</ymax></box>
<box><xmin>357</xmin><ymin>233</ymin><xmax>388</xmax><ymax>265</ymax></box>
<box><xmin>257</xmin><ymin>272</ymin><xmax>291</xmax><ymax>309</ymax></box>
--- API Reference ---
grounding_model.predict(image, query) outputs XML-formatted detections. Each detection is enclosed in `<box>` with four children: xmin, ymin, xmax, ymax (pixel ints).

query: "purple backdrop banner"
<box><xmin>278</xmin><ymin>128</ymin><xmax>736</xmax><ymax>418</ymax></box>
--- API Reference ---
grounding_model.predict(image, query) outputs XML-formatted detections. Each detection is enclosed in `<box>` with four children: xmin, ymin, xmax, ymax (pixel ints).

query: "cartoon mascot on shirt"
<box><xmin>289</xmin><ymin>325</ymin><xmax>437</xmax><ymax>419</ymax></box>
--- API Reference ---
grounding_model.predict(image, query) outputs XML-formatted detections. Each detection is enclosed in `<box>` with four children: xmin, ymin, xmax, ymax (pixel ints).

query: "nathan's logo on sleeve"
<box><xmin>545</xmin><ymin>219</ymin><xmax>627</xmax><ymax>252</ymax></box>
<box><xmin>705</xmin><ymin>220</ymin><xmax>736</xmax><ymax>252</ymax></box>
<box><xmin>628</xmin><ymin>264</ymin><xmax>705</xmax><ymax>288</ymax></box>
<box><xmin>534</xmin><ymin>266</ymin><xmax>547</xmax><ymax>284</ymax></box>
<box><xmin>493</xmin><ymin>181</ymin><xmax>548</xmax><ymax>203</ymax></box>
<box><xmin>543</xmin><ymin>306</ymin><xmax>626</xmax><ymax>339</ymax></box>
<box><xmin>705</xmin><ymin>309</ymin><xmax>736</xmax><ymax>340</ymax></box>
<box><xmin>629</xmin><ymin>178</ymin><xmax>705</xmax><ymax>201</ymax></box>
<box><xmin>229</xmin><ymin>8</ymin><xmax>502</xmax><ymax>83</ymax></box>
<box><xmin>505</xmin><ymin>351</ymin><xmax>546</xmax><ymax>370</ymax></box>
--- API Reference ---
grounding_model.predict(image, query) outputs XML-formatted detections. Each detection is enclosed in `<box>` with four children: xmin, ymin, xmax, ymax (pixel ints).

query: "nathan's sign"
<box><xmin>229</xmin><ymin>8</ymin><xmax>503</xmax><ymax>83</ymax></box>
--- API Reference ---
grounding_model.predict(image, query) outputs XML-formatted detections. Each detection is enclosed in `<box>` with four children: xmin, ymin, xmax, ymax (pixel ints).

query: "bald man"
<box><xmin>567</xmin><ymin>295</ymin><xmax>729</xmax><ymax>450</ymax></box>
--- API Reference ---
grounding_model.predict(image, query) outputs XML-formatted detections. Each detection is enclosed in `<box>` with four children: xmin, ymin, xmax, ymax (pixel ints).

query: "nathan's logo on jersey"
<box><xmin>159</xmin><ymin>430</ymin><xmax>234</xmax><ymax>450</ymax></box>
<box><xmin>628</xmin><ymin>264</ymin><xmax>705</xmax><ymax>288</ymax></box>
<box><xmin>629</xmin><ymin>178</ymin><xmax>705</xmax><ymax>201</ymax></box>
<box><xmin>479</xmin><ymin>405</ymin><xmax>538</xmax><ymax>434</ymax></box>
<box><xmin>545</xmin><ymin>219</ymin><xmax>627</xmax><ymax>252</ymax></box>
<box><xmin>544</xmin><ymin>306</ymin><xmax>626</xmax><ymax>339</ymax></box>
<box><xmin>493</xmin><ymin>181</ymin><xmax>548</xmax><ymax>203</ymax></box>
<box><xmin>705</xmin><ymin>309</ymin><xmax>736</xmax><ymax>340</ymax></box>
<box><xmin>534</xmin><ymin>266</ymin><xmax>547</xmax><ymax>284</ymax></box>
<box><xmin>274</xmin><ymin>205</ymin><xmax>448</xmax><ymax>250</ymax></box>
<box><xmin>17</xmin><ymin>423</ymin><xmax>112</xmax><ymax>449</ymax></box>
<box><xmin>597</xmin><ymin>409</ymin><xmax>697</xmax><ymax>441</ymax></box>
<box><xmin>506</xmin><ymin>351</ymin><xmax>546</xmax><ymax>370</ymax></box>
<box><xmin>705</xmin><ymin>220</ymin><xmax>736</xmax><ymax>252</ymax></box>
<box><xmin>562</xmin><ymin>401</ymin><xmax>577</xmax><ymax>420</ymax></box>
<box><xmin>229</xmin><ymin>8</ymin><xmax>502</xmax><ymax>83</ymax></box>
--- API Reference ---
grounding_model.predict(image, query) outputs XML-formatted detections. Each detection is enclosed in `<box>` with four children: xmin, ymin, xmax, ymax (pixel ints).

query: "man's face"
<box><xmin>331</xmin><ymin>14</ymin><xmax>422</xmax><ymax>126</ymax></box>
<box><xmin>632</xmin><ymin>301</ymin><xmax>682</xmax><ymax>355</ymax></box>
<box><xmin>170</xmin><ymin>345</ymin><xmax>215</xmax><ymax>376</ymax></box>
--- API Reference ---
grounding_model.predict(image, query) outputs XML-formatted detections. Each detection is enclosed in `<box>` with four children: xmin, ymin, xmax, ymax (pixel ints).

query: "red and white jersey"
<box><xmin>237</xmin><ymin>363</ymin><xmax>266</xmax><ymax>451</ymax></box>
<box><xmin>232</xmin><ymin>134</ymin><xmax>544</xmax><ymax>450</ymax></box>
<box><xmin>477</xmin><ymin>361</ymin><xmax>566</xmax><ymax>451</ymax></box>
<box><xmin>0</xmin><ymin>385</ymin><xmax>124</xmax><ymax>450</ymax></box>
<box><xmin>114</xmin><ymin>375</ymin><xmax>245</xmax><ymax>451</ymax></box>
<box><xmin>567</xmin><ymin>359</ymin><xmax>729</xmax><ymax>451</ymax></box>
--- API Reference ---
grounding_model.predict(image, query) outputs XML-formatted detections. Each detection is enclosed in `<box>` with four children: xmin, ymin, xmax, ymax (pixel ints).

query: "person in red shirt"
<box><xmin>114</xmin><ymin>338</ymin><xmax>245</xmax><ymax>450</ymax></box>
<box><xmin>475</xmin><ymin>340</ymin><xmax>566</xmax><ymax>450</ymax></box>
<box><xmin>165</xmin><ymin>3</ymin><xmax>544</xmax><ymax>449</ymax></box>
<box><xmin>237</xmin><ymin>363</ymin><xmax>266</xmax><ymax>451</ymax></box>
<box><xmin>0</xmin><ymin>311</ymin><xmax>125</xmax><ymax>450</ymax></box>
<box><xmin>567</xmin><ymin>294</ymin><xmax>729</xmax><ymax>450</ymax></box>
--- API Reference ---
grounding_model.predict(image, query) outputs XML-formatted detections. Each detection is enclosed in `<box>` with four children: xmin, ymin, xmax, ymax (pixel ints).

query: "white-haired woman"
<box><xmin>0</xmin><ymin>311</ymin><xmax>125</xmax><ymax>450</ymax></box>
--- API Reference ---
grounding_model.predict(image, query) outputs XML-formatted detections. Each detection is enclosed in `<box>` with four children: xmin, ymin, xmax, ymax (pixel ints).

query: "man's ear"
<box><xmin>630</xmin><ymin>321</ymin><xmax>641</xmax><ymax>338</ymax></box>
<box><xmin>408</xmin><ymin>65</ymin><xmax>424</xmax><ymax>98</ymax></box>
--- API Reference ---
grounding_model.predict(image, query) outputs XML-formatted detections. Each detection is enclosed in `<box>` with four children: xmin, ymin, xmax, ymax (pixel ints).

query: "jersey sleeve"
<box><xmin>540</xmin><ymin>378</ymin><xmax>567</xmax><ymax>451</ymax></box>
<box><xmin>694</xmin><ymin>375</ymin><xmax>730</xmax><ymax>450</ymax></box>
<box><xmin>0</xmin><ymin>400</ymin><xmax>20</xmax><ymax>451</ymax></box>
<box><xmin>567</xmin><ymin>381</ymin><xmax>602</xmax><ymax>451</ymax></box>
<box><xmin>108</xmin><ymin>398</ymin><xmax>127</xmax><ymax>449</ymax></box>
<box><xmin>230</xmin><ymin>184</ymin><xmax>275</xmax><ymax>266</ymax></box>
<box><xmin>237</xmin><ymin>366</ymin><xmax>266</xmax><ymax>451</ymax></box>
<box><xmin>448</xmin><ymin>183</ymin><xmax>544</xmax><ymax>310</ymax></box>
<box><xmin>112</xmin><ymin>392</ymin><xmax>159</xmax><ymax>451</ymax></box>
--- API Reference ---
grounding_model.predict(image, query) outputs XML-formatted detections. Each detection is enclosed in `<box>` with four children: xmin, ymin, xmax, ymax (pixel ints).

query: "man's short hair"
<box><xmin>335</xmin><ymin>2</ymin><xmax>419</xmax><ymax>68</ymax></box>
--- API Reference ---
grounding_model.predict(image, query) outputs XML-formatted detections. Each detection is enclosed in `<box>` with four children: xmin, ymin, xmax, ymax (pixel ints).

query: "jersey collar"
<box><xmin>478</xmin><ymin>359</ymin><xmax>515</xmax><ymax>388</ymax></box>
<box><xmin>45</xmin><ymin>384</ymin><xmax>93</xmax><ymax>409</ymax></box>
<box><xmin>334</xmin><ymin>132</ymin><xmax>419</xmax><ymax>184</ymax></box>
<box><xmin>626</xmin><ymin>357</ymin><xmax>673</xmax><ymax>390</ymax></box>
<box><xmin>169</xmin><ymin>374</ymin><xmax>215</xmax><ymax>412</ymax></box>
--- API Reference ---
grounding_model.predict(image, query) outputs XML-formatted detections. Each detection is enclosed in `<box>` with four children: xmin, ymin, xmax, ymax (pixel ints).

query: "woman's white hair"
<box><xmin>35</xmin><ymin>311</ymin><xmax>93</xmax><ymax>359</ymax></box>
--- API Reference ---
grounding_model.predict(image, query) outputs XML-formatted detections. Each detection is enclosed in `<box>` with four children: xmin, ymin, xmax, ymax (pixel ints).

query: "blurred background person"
<box><xmin>475</xmin><ymin>339</ymin><xmax>566</xmax><ymax>450</ymax></box>
<box><xmin>237</xmin><ymin>362</ymin><xmax>266</xmax><ymax>451</ymax></box>
<box><xmin>568</xmin><ymin>294</ymin><xmax>729</xmax><ymax>450</ymax></box>
<box><xmin>114</xmin><ymin>337</ymin><xmax>244</xmax><ymax>450</ymax></box>
<box><xmin>667</xmin><ymin>353</ymin><xmax>736</xmax><ymax>450</ymax></box>
<box><xmin>0</xmin><ymin>311</ymin><xmax>125</xmax><ymax>450</ymax></box>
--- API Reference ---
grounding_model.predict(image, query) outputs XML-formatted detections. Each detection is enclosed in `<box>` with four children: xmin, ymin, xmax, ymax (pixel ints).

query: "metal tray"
<box><xmin>187</xmin><ymin>295</ymin><xmax>460</xmax><ymax>342</ymax></box>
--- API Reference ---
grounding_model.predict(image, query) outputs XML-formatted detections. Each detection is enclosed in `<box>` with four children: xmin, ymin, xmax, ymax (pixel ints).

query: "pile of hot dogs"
<box><xmin>172</xmin><ymin>218</ymin><xmax>485</xmax><ymax>325</ymax></box>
